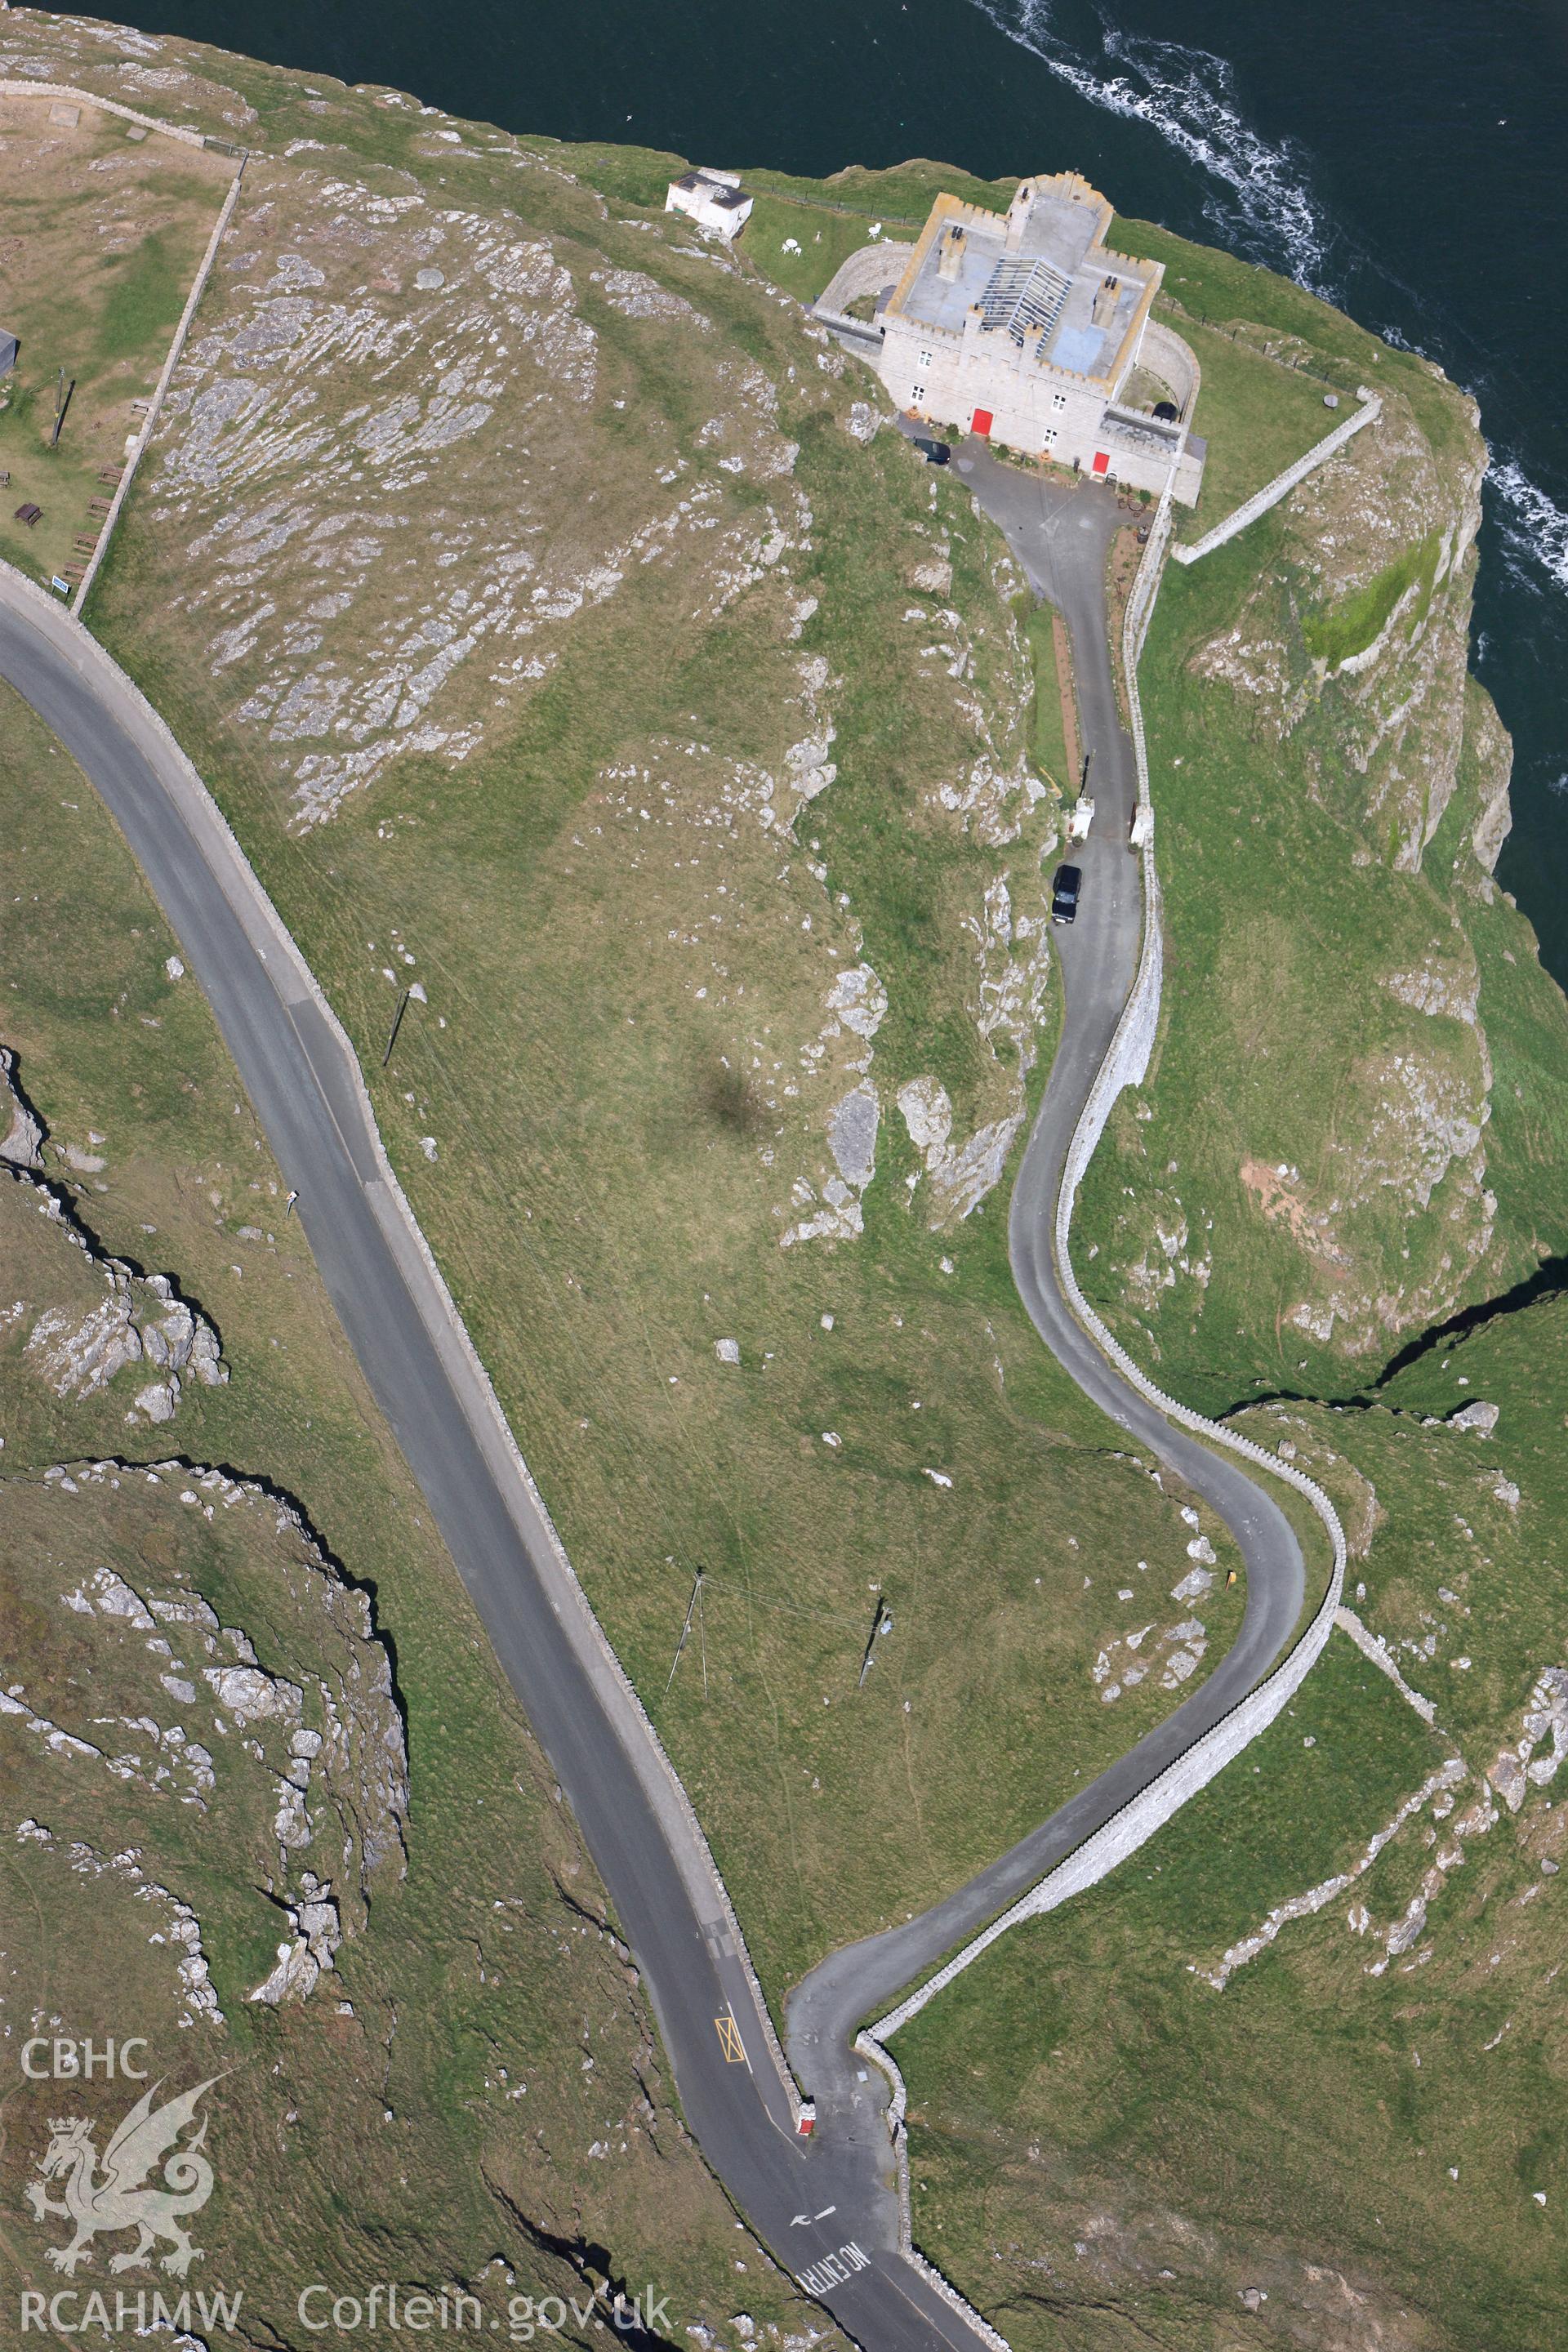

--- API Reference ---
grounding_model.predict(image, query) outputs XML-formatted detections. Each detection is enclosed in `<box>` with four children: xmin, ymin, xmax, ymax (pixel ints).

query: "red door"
<box><xmin>971</xmin><ymin>408</ymin><xmax>993</xmax><ymax>437</ymax></box>
<box><xmin>1092</xmin><ymin>450</ymin><xmax>1110</xmax><ymax>474</ymax></box>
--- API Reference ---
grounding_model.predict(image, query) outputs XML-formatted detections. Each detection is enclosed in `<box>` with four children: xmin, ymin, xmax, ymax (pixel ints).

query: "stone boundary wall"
<box><xmin>1335</xmin><ymin>1602</ymin><xmax>1437</xmax><ymax>1725</ymax></box>
<box><xmin>1170</xmin><ymin>389</ymin><xmax>1381</xmax><ymax>565</ymax></box>
<box><xmin>845</xmin><ymin>340</ymin><xmax>1343</xmax><ymax>2352</ymax></box>
<box><xmin>852</xmin><ymin>2033</ymin><xmax>1011</xmax><ymax>2352</ymax></box>
<box><xmin>0</xmin><ymin>75</ymin><xmax>212</xmax><ymax>146</ymax></box>
<box><xmin>0</xmin><ymin>79</ymin><xmax>246</xmax><ymax>612</ymax></box>
<box><xmin>0</xmin><ymin>557</ymin><xmax>807</xmax><ymax>2132</ymax></box>
<box><xmin>76</xmin><ymin>143</ymin><xmax>247</xmax><ymax>610</ymax></box>
<box><xmin>859</xmin><ymin>417</ymin><xmax>1348</xmax><ymax>2059</ymax></box>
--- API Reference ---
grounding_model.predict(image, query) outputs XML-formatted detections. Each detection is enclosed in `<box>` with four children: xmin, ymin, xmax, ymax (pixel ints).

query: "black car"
<box><xmin>911</xmin><ymin>436</ymin><xmax>951</xmax><ymax>466</ymax></box>
<box><xmin>1051</xmin><ymin>863</ymin><xmax>1083</xmax><ymax>924</ymax></box>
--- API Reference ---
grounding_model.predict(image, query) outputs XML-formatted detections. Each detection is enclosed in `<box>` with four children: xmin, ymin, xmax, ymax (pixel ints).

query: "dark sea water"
<box><xmin>101</xmin><ymin>0</ymin><xmax>1568</xmax><ymax>980</ymax></box>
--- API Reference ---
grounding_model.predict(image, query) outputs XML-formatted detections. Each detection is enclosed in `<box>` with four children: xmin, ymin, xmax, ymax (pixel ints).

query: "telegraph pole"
<box><xmin>697</xmin><ymin>1571</ymin><xmax>708</xmax><ymax>1699</ymax></box>
<box><xmin>51</xmin><ymin>369</ymin><xmax>75</xmax><ymax>448</ymax></box>
<box><xmin>665</xmin><ymin>1568</ymin><xmax>706</xmax><ymax>1697</ymax></box>
<box><xmin>381</xmin><ymin>987</ymin><xmax>412</xmax><ymax>1067</ymax></box>
<box><xmin>857</xmin><ymin>1595</ymin><xmax>893</xmax><ymax>1689</ymax></box>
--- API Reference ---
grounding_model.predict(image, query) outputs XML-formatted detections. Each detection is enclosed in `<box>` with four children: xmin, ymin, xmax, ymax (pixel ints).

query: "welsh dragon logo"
<box><xmin>24</xmin><ymin>2077</ymin><xmax>220</xmax><ymax>2277</ymax></box>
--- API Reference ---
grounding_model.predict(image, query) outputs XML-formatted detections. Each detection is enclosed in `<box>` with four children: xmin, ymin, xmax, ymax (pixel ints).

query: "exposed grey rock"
<box><xmin>20</xmin><ymin>1453</ymin><xmax>409</xmax><ymax>2022</ymax></box>
<box><xmin>7</xmin><ymin>1086</ymin><xmax>229</xmax><ymax>1416</ymax></box>
<box><xmin>203</xmin><ymin>1663</ymin><xmax>304</xmax><ymax>1723</ymax></box>
<box><xmin>823</xmin><ymin>962</ymin><xmax>887</xmax><ymax>1040</ymax></box>
<box><xmin>249</xmin><ymin>1876</ymin><xmax>343</xmax><ymax>2005</ymax></box>
<box><xmin>187</xmin><ymin>1321</ymin><xmax>225</xmax><ymax>1386</ymax></box>
<box><xmin>827</xmin><ymin>1082</ymin><xmax>879</xmax><ymax>1192</ymax></box>
<box><xmin>1170</xmin><ymin>1565</ymin><xmax>1215</xmax><ymax>1602</ymax></box>
<box><xmin>29</xmin><ymin>1291</ymin><xmax>145</xmax><ymax>1396</ymax></box>
<box><xmin>898</xmin><ymin>1077</ymin><xmax>1025</xmax><ymax>1227</ymax></box>
<box><xmin>133</xmin><ymin>1379</ymin><xmax>180</xmax><ymax>1424</ymax></box>
<box><xmin>274</xmin><ymin>1779</ymin><xmax>312</xmax><ymax>1849</ymax></box>
<box><xmin>1</xmin><ymin>1047</ymin><xmax>44</xmax><ymax>1169</ymax></box>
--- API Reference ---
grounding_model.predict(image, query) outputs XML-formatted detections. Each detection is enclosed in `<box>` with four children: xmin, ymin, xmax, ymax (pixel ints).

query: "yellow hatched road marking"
<box><xmin>715</xmin><ymin>2011</ymin><xmax>747</xmax><ymax>2064</ymax></box>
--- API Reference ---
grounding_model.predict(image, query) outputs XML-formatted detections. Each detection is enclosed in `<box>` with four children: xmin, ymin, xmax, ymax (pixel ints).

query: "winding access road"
<box><xmin>786</xmin><ymin>451</ymin><xmax>1308</xmax><ymax>2125</ymax></box>
<box><xmin>0</xmin><ymin>462</ymin><xmax>1312</xmax><ymax>2352</ymax></box>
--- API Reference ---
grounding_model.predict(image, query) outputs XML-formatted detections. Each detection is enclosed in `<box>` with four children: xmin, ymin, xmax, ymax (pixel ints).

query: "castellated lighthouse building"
<box><xmin>865</xmin><ymin>173</ymin><xmax>1205</xmax><ymax>504</ymax></box>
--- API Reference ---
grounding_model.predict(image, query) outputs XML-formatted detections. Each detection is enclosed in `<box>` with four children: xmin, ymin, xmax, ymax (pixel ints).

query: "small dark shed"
<box><xmin>0</xmin><ymin>332</ymin><xmax>17</xmax><ymax>375</ymax></box>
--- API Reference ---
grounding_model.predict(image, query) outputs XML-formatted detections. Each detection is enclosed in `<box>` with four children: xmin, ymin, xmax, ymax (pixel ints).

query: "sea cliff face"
<box><xmin>1075</xmin><ymin>258</ymin><xmax>1568</xmax><ymax>1395</ymax></box>
<box><xmin>1195</xmin><ymin>376</ymin><xmax>1503</xmax><ymax>1357</ymax></box>
<box><xmin>1195</xmin><ymin>371</ymin><xmax>1495</xmax><ymax>877</ymax></box>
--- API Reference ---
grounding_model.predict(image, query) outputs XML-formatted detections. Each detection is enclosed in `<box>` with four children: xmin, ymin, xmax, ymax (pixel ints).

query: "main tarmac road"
<box><xmin>0</xmin><ymin>571</ymin><xmax>982</xmax><ymax>2351</ymax></box>
<box><xmin>0</xmin><ymin>469</ymin><xmax>1311</xmax><ymax>2352</ymax></box>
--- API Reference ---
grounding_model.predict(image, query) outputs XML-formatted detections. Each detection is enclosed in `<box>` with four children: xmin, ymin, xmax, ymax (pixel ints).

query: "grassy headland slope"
<box><xmin>898</xmin><ymin>1303</ymin><xmax>1568</xmax><ymax>2352</ymax></box>
<box><xmin>0</xmin><ymin>675</ymin><xmax>835</xmax><ymax>2347</ymax></box>
<box><xmin>2</xmin><ymin>10</ymin><xmax>1258</xmax><ymax>1999</ymax></box>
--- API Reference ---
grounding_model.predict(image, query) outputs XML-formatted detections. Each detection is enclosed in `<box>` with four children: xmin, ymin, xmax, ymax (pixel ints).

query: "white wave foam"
<box><xmin>964</xmin><ymin>5</ymin><xmax>1568</xmax><ymax>615</ymax></box>
<box><xmin>1490</xmin><ymin>458</ymin><xmax>1568</xmax><ymax>598</ymax></box>
<box><xmin>966</xmin><ymin>0</ymin><xmax>1333</xmax><ymax>288</ymax></box>
<box><xmin>967</xmin><ymin>7</ymin><xmax>1568</xmax><ymax>614</ymax></box>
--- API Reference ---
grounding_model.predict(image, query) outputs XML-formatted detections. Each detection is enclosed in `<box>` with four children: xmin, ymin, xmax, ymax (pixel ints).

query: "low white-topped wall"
<box><xmin>1172</xmin><ymin>390</ymin><xmax>1380</xmax><ymax>564</ymax></box>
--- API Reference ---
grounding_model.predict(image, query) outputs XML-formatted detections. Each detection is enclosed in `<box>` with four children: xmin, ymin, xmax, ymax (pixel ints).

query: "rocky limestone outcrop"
<box><xmin>128</xmin><ymin>154</ymin><xmax>807</xmax><ymax>834</ymax></box>
<box><xmin>24</xmin><ymin>1246</ymin><xmax>227</xmax><ymax>1419</ymax></box>
<box><xmin>1465</xmin><ymin>684</ymin><xmax>1515</xmax><ymax>875</ymax></box>
<box><xmin>2</xmin><ymin>1046</ymin><xmax>227</xmax><ymax>1421</ymax></box>
<box><xmin>1120</xmin><ymin>370</ymin><xmax>1530</xmax><ymax>1361</ymax></box>
<box><xmin>0</xmin><ymin>1044</ymin><xmax>45</xmax><ymax>1167</ymax></box>
<box><xmin>3</xmin><ymin>1457</ymin><xmax>408</xmax><ymax>2021</ymax></box>
<box><xmin>1199</xmin><ymin>1657</ymin><xmax>1568</xmax><ymax>1991</ymax></box>
<box><xmin>1192</xmin><ymin>378</ymin><xmax>1490</xmax><ymax>876</ymax></box>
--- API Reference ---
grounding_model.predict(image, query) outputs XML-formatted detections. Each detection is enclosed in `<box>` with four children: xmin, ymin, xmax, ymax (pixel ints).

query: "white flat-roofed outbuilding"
<box><xmin>665</xmin><ymin>168</ymin><xmax>754</xmax><ymax>242</ymax></box>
